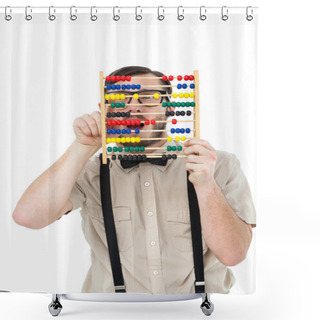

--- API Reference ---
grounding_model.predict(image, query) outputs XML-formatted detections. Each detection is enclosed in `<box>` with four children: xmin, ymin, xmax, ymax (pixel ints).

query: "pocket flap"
<box><xmin>167</xmin><ymin>208</ymin><xmax>190</xmax><ymax>224</ymax></box>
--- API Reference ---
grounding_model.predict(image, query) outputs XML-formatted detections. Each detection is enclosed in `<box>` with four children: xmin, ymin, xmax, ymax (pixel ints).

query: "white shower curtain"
<box><xmin>0</xmin><ymin>6</ymin><xmax>257</xmax><ymax>294</ymax></box>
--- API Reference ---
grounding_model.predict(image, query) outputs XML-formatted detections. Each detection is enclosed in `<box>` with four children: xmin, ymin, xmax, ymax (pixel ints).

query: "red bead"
<box><xmin>145</xmin><ymin>119</ymin><xmax>150</xmax><ymax>125</ymax></box>
<box><xmin>121</xmin><ymin>120</ymin><xmax>126</xmax><ymax>125</ymax></box>
<box><xmin>111</xmin><ymin>120</ymin><xmax>116</xmax><ymax>126</ymax></box>
<box><xmin>107</xmin><ymin>121</ymin><xmax>111</xmax><ymax>126</ymax></box>
<box><xmin>126</xmin><ymin>120</ymin><xmax>131</xmax><ymax>126</ymax></box>
<box><xmin>189</xmin><ymin>75</ymin><xmax>194</xmax><ymax>80</ymax></box>
<box><xmin>184</xmin><ymin>75</ymin><xmax>189</xmax><ymax>81</ymax></box>
<box><xmin>169</xmin><ymin>75</ymin><xmax>174</xmax><ymax>81</ymax></box>
<box><xmin>111</xmin><ymin>76</ymin><xmax>116</xmax><ymax>81</ymax></box>
<box><xmin>126</xmin><ymin>76</ymin><xmax>131</xmax><ymax>81</ymax></box>
<box><xmin>177</xmin><ymin>75</ymin><xmax>182</xmax><ymax>81</ymax></box>
<box><xmin>121</xmin><ymin>76</ymin><xmax>126</xmax><ymax>81</ymax></box>
<box><xmin>162</xmin><ymin>75</ymin><xmax>168</xmax><ymax>81</ymax></box>
<box><xmin>116</xmin><ymin>120</ymin><xmax>121</xmax><ymax>125</ymax></box>
<box><xmin>151</xmin><ymin>119</ymin><xmax>156</xmax><ymax>125</ymax></box>
<box><xmin>172</xmin><ymin>119</ymin><xmax>177</xmax><ymax>125</ymax></box>
<box><xmin>116</xmin><ymin>76</ymin><xmax>121</xmax><ymax>81</ymax></box>
<box><xmin>105</xmin><ymin>76</ymin><xmax>111</xmax><ymax>81</ymax></box>
<box><xmin>136</xmin><ymin>120</ymin><xmax>141</xmax><ymax>125</ymax></box>
<box><xmin>131</xmin><ymin>120</ymin><xmax>136</xmax><ymax>126</ymax></box>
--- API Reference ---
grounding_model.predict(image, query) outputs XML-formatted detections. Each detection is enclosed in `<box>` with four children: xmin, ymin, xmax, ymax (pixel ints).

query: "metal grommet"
<box><xmin>221</xmin><ymin>6</ymin><xmax>228</xmax><ymax>21</ymax></box>
<box><xmin>113</xmin><ymin>6</ymin><xmax>120</xmax><ymax>21</ymax></box>
<box><xmin>246</xmin><ymin>6</ymin><xmax>253</xmax><ymax>21</ymax></box>
<box><xmin>91</xmin><ymin>6</ymin><xmax>97</xmax><ymax>21</ymax></box>
<box><xmin>25</xmin><ymin>6</ymin><xmax>32</xmax><ymax>21</ymax></box>
<box><xmin>158</xmin><ymin>6</ymin><xmax>164</xmax><ymax>21</ymax></box>
<box><xmin>5</xmin><ymin>6</ymin><xmax>12</xmax><ymax>21</ymax></box>
<box><xmin>135</xmin><ymin>6</ymin><xmax>142</xmax><ymax>21</ymax></box>
<box><xmin>177</xmin><ymin>6</ymin><xmax>184</xmax><ymax>21</ymax></box>
<box><xmin>70</xmin><ymin>6</ymin><xmax>77</xmax><ymax>21</ymax></box>
<box><xmin>200</xmin><ymin>6</ymin><xmax>207</xmax><ymax>21</ymax></box>
<box><xmin>49</xmin><ymin>6</ymin><xmax>56</xmax><ymax>21</ymax></box>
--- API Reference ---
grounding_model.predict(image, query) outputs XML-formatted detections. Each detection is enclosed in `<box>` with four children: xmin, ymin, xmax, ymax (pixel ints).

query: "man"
<box><xmin>12</xmin><ymin>66</ymin><xmax>256</xmax><ymax>294</ymax></box>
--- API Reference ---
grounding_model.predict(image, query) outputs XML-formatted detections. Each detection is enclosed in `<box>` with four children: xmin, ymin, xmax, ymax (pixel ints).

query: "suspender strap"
<box><xmin>187</xmin><ymin>171</ymin><xmax>206</xmax><ymax>293</ymax></box>
<box><xmin>99</xmin><ymin>155</ymin><xmax>126</xmax><ymax>293</ymax></box>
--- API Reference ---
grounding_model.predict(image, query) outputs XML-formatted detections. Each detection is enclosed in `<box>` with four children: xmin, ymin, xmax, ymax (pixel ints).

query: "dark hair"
<box><xmin>105</xmin><ymin>66</ymin><xmax>172</xmax><ymax>98</ymax></box>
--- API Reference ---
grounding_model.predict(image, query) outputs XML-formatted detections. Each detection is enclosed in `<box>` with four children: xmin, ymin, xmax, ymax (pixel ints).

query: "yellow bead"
<box><xmin>105</xmin><ymin>94</ymin><xmax>110</xmax><ymax>100</ymax></box>
<box><xmin>126</xmin><ymin>137</ymin><xmax>131</xmax><ymax>143</ymax></box>
<box><xmin>121</xmin><ymin>137</ymin><xmax>126</xmax><ymax>143</ymax></box>
<box><xmin>136</xmin><ymin>137</ymin><xmax>141</xmax><ymax>143</ymax></box>
<box><xmin>167</xmin><ymin>137</ymin><xmax>172</xmax><ymax>142</ymax></box>
<box><xmin>111</xmin><ymin>94</ymin><xmax>116</xmax><ymax>100</ymax></box>
<box><xmin>175</xmin><ymin>136</ymin><xmax>180</xmax><ymax>141</ymax></box>
<box><xmin>154</xmin><ymin>93</ymin><xmax>160</xmax><ymax>99</ymax></box>
<box><xmin>179</xmin><ymin>93</ymin><xmax>184</xmax><ymax>98</ymax></box>
<box><xmin>173</xmin><ymin>93</ymin><xmax>178</xmax><ymax>98</ymax></box>
<box><xmin>181</xmin><ymin>136</ymin><xmax>186</xmax><ymax>141</ymax></box>
<box><xmin>116</xmin><ymin>138</ymin><xmax>121</xmax><ymax>143</ymax></box>
<box><xmin>131</xmin><ymin>137</ymin><xmax>136</xmax><ymax>143</ymax></box>
<box><xmin>111</xmin><ymin>138</ymin><xmax>116</xmax><ymax>143</ymax></box>
<box><xmin>120</xmin><ymin>94</ymin><xmax>126</xmax><ymax>100</ymax></box>
<box><xmin>190</xmin><ymin>92</ymin><xmax>195</xmax><ymax>98</ymax></box>
<box><xmin>184</xmin><ymin>93</ymin><xmax>189</xmax><ymax>98</ymax></box>
<box><xmin>107</xmin><ymin>138</ymin><xmax>111</xmax><ymax>143</ymax></box>
<box><xmin>116</xmin><ymin>94</ymin><xmax>120</xmax><ymax>100</ymax></box>
<box><xmin>133</xmin><ymin>93</ymin><xmax>139</xmax><ymax>100</ymax></box>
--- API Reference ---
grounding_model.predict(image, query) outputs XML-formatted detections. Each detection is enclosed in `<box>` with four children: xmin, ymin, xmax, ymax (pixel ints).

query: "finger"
<box><xmin>185</xmin><ymin>162</ymin><xmax>205</xmax><ymax>171</ymax></box>
<box><xmin>83</xmin><ymin>114</ymin><xmax>99</xmax><ymax>137</ymax></box>
<box><xmin>186</xmin><ymin>154</ymin><xmax>208</xmax><ymax>164</ymax></box>
<box><xmin>184</xmin><ymin>144</ymin><xmax>212</xmax><ymax>157</ymax></box>
<box><xmin>74</xmin><ymin>117</ymin><xmax>92</xmax><ymax>136</ymax></box>
<box><xmin>91</xmin><ymin>111</ymin><xmax>101</xmax><ymax>136</ymax></box>
<box><xmin>184</xmin><ymin>138</ymin><xmax>215</xmax><ymax>152</ymax></box>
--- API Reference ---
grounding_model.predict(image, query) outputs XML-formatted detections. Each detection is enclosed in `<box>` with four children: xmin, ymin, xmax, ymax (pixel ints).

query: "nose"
<box><xmin>125</xmin><ymin>96</ymin><xmax>142</xmax><ymax>114</ymax></box>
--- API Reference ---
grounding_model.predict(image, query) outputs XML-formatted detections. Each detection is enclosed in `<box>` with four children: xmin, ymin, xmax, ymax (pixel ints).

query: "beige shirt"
<box><xmin>69</xmin><ymin>141</ymin><xmax>256</xmax><ymax>294</ymax></box>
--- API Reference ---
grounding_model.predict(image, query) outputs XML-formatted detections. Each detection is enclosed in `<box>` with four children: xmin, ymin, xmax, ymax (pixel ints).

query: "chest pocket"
<box><xmin>167</xmin><ymin>209</ymin><xmax>208</xmax><ymax>253</ymax></box>
<box><xmin>86</xmin><ymin>205</ymin><xmax>133</xmax><ymax>252</ymax></box>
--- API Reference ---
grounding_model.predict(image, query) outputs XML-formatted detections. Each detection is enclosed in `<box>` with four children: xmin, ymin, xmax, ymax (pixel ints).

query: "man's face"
<box><xmin>105</xmin><ymin>73</ymin><xmax>174</xmax><ymax>148</ymax></box>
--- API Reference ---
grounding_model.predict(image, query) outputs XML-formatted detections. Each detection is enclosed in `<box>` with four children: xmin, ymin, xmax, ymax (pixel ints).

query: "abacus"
<box><xmin>99</xmin><ymin>71</ymin><xmax>200</xmax><ymax>164</ymax></box>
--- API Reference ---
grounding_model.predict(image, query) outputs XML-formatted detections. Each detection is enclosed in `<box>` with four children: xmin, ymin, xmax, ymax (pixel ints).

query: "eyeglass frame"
<box><xmin>105</xmin><ymin>89</ymin><xmax>168</xmax><ymax>106</ymax></box>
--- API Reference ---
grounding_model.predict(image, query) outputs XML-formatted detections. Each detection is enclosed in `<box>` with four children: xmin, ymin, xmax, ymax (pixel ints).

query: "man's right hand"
<box><xmin>73</xmin><ymin>111</ymin><xmax>102</xmax><ymax>147</ymax></box>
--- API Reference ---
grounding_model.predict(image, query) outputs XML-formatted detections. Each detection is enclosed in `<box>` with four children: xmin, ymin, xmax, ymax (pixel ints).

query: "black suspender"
<box><xmin>99</xmin><ymin>155</ymin><xmax>205</xmax><ymax>293</ymax></box>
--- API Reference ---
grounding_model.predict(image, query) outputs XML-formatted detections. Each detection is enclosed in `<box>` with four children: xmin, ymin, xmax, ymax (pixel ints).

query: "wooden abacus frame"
<box><xmin>100</xmin><ymin>70</ymin><xmax>200</xmax><ymax>164</ymax></box>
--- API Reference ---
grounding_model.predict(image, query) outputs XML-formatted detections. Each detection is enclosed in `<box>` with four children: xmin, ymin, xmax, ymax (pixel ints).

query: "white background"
<box><xmin>1</xmin><ymin>0</ymin><xmax>320</xmax><ymax>319</ymax></box>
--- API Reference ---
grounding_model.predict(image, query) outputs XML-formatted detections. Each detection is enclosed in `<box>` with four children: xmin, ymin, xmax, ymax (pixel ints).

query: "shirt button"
<box><xmin>150</xmin><ymin>241</ymin><xmax>156</xmax><ymax>246</ymax></box>
<box><xmin>153</xmin><ymin>270</ymin><xmax>159</xmax><ymax>276</ymax></box>
<box><xmin>144</xmin><ymin>181</ymin><xmax>151</xmax><ymax>187</ymax></box>
<box><xmin>147</xmin><ymin>211</ymin><xmax>153</xmax><ymax>217</ymax></box>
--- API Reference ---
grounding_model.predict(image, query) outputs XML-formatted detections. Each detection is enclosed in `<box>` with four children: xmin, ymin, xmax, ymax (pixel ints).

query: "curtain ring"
<box><xmin>246</xmin><ymin>6</ymin><xmax>253</xmax><ymax>21</ymax></box>
<box><xmin>200</xmin><ymin>6</ymin><xmax>207</xmax><ymax>21</ymax></box>
<box><xmin>70</xmin><ymin>6</ymin><xmax>77</xmax><ymax>21</ymax></box>
<box><xmin>221</xmin><ymin>6</ymin><xmax>228</xmax><ymax>21</ymax></box>
<box><xmin>113</xmin><ymin>6</ymin><xmax>120</xmax><ymax>21</ymax></box>
<box><xmin>135</xmin><ymin>6</ymin><xmax>142</xmax><ymax>21</ymax></box>
<box><xmin>158</xmin><ymin>6</ymin><xmax>165</xmax><ymax>21</ymax></box>
<box><xmin>5</xmin><ymin>6</ymin><xmax>12</xmax><ymax>21</ymax></box>
<box><xmin>91</xmin><ymin>6</ymin><xmax>98</xmax><ymax>21</ymax></box>
<box><xmin>177</xmin><ymin>6</ymin><xmax>184</xmax><ymax>21</ymax></box>
<box><xmin>49</xmin><ymin>6</ymin><xmax>56</xmax><ymax>21</ymax></box>
<box><xmin>25</xmin><ymin>6</ymin><xmax>32</xmax><ymax>21</ymax></box>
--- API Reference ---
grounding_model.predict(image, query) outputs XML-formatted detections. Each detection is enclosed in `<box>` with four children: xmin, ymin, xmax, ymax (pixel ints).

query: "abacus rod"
<box><xmin>100</xmin><ymin>71</ymin><xmax>107</xmax><ymax>164</ymax></box>
<box><xmin>105</xmin><ymin>93</ymin><xmax>195</xmax><ymax>98</ymax></box>
<box><xmin>106</xmin><ymin>154</ymin><xmax>188</xmax><ymax>158</ymax></box>
<box><xmin>105</xmin><ymin>120</ymin><xmax>195</xmax><ymax>123</ymax></box>
<box><xmin>105</xmin><ymin>84</ymin><xmax>193</xmax><ymax>88</ymax></box>
<box><xmin>105</xmin><ymin>103</ymin><xmax>197</xmax><ymax>107</ymax></box>
<box><xmin>129</xmin><ymin>112</ymin><xmax>195</xmax><ymax>115</ymax></box>
<box><xmin>106</xmin><ymin>129</ymin><xmax>195</xmax><ymax>133</ymax></box>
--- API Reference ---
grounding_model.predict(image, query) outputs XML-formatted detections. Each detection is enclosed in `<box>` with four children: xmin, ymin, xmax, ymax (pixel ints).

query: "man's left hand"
<box><xmin>184</xmin><ymin>138</ymin><xmax>217</xmax><ymax>187</ymax></box>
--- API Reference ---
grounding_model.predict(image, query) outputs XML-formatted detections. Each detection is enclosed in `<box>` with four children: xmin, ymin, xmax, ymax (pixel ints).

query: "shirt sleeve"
<box><xmin>221</xmin><ymin>156</ymin><xmax>256</xmax><ymax>227</ymax></box>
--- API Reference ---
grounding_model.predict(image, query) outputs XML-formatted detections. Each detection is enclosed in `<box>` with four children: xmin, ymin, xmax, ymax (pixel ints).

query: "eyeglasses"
<box><xmin>105</xmin><ymin>90</ymin><xmax>167</xmax><ymax>107</ymax></box>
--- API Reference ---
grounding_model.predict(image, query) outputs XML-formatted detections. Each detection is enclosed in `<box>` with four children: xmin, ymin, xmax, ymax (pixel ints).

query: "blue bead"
<box><xmin>111</xmin><ymin>85</ymin><xmax>116</xmax><ymax>90</ymax></box>
<box><xmin>107</xmin><ymin>129</ymin><xmax>111</xmax><ymax>134</ymax></box>
<box><xmin>116</xmin><ymin>129</ymin><xmax>121</xmax><ymax>134</ymax></box>
<box><xmin>171</xmin><ymin>128</ymin><xmax>175</xmax><ymax>133</ymax></box>
<box><xmin>176</xmin><ymin>128</ymin><xmax>181</xmax><ymax>133</ymax></box>
<box><xmin>122</xmin><ymin>129</ymin><xmax>127</xmax><ymax>134</ymax></box>
<box><xmin>116</xmin><ymin>85</ymin><xmax>121</xmax><ymax>90</ymax></box>
<box><xmin>112</xmin><ymin>129</ymin><xmax>116</xmax><ymax>134</ymax></box>
<box><xmin>126</xmin><ymin>84</ymin><xmax>131</xmax><ymax>89</ymax></box>
<box><xmin>190</xmin><ymin>84</ymin><xmax>195</xmax><ymax>89</ymax></box>
<box><xmin>177</xmin><ymin>84</ymin><xmax>182</xmax><ymax>89</ymax></box>
<box><xmin>122</xmin><ymin>84</ymin><xmax>126</xmax><ymax>90</ymax></box>
<box><xmin>136</xmin><ymin>84</ymin><xmax>141</xmax><ymax>89</ymax></box>
<box><xmin>132</xmin><ymin>84</ymin><xmax>136</xmax><ymax>89</ymax></box>
<box><xmin>186</xmin><ymin>128</ymin><xmax>191</xmax><ymax>133</ymax></box>
<box><xmin>107</xmin><ymin>85</ymin><xmax>111</xmax><ymax>90</ymax></box>
<box><xmin>135</xmin><ymin>129</ymin><xmax>140</xmax><ymax>134</ymax></box>
<box><xmin>182</xmin><ymin>83</ymin><xmax>187</xmax><ymax>89</ymax></box>
<box><xmin>181</xmin><ymin>128</ymin><xmax>185</xmax><ymax>133</ymax></box>
<box><xmin>127</xmin><ymin>129</ymin><xmax>131</xmax><ymax>134</ymax></box>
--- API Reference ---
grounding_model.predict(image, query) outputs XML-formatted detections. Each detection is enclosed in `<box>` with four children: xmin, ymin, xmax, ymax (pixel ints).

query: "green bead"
<box><xmin>116</xmin><ymin>103</ymin><xmax>120</xmax><ymax>108</ymax></box>
<box><xmin>181</xmin><ymin>102</ymin><xmax>185</xmax><ymax>107</ymax></box>
<box><xmin>130</xmin><ymin>146</ymin><xmax>134</xmax><ymax>151</ymax></box>
<box><xmin>135</xmin><ymin>146</ymin><xmax>139</xmax><ymax>151</ymax></box>
<box><xmin>172</xmin><ymin>102</ymin><xmax>176</xmax><ymax>107</ymax></box>
<box><xmin>121</xmin><ymin>102</ymin><xmax>125</xmax><ymax>107</ymax></box>
<box><xmin>172</xmin><ymin>146</ymin><xmax>177</xmax><ymax>151</ymax></box>
<box><xmin>167</xmin><ymin>102</ymin><xmax>172</xmax><ymax>107</ymax></box>
<box><xmin>140</xmin><ymin>146</ymin><xmax>145</xmax><ymax>151</ymax></box>
<box><xmin>107</xmin><ymin>147</ymin><xmax>112</xmax><ymax>152</ymax></box>
<box><xmin>191</xmin><ymin>102</ymin><xmax>195</xmax><ymax>107</ymax></box>
<box><xmin>186</xmin><ymin>102</ymin><xmax>190</xmax><ymax>107</ymax></box>
<box><xmin>178</xmin><ymin>146</ymin><xmax>182</xmax><ymax>151</ymax></box>
<box><xmin>162</xmin><ymin>102</ymin><xmax>167</xmax><ymax>107</ymax></box>
<box><xmin>113</xmin><ymin>147</ymin><xmax>118</xmax><ymax>152</ymax></box>
<box><xmin>118</xmin><ymin>147</ymin><xmax>123</xmax><ymax>152</ymax></box>
<box><xmin>177</xmin><ymin>102</ymin><xmax>181</xmax><ymax>107</ymax></box>
<box><xmin>111</xmin><ymin>103</ymin><xmax>115</xmax><ymax>108</ymax></box>
<box><xmin>125</xmin><ymin>147</ymin><xmax>129</xmax><ymax>152</ymax></box>
<box><xmin>167</xmin><ymin>146</ymin><xmax>172</xmax><ymax>151</ymax></box>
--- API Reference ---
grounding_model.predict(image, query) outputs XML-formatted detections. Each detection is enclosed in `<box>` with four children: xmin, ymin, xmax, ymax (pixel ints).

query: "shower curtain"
<box><xmin>0</xmin><ymin>6</ymin><xmax>257</xmax><ymax>295</ymax></box>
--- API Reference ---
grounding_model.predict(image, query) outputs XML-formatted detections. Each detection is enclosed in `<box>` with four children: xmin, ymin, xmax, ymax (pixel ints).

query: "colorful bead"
<box><xmin>126</xmin><ymin>76</ymin><xmax>131</xmax><ymax>81</ymax></box>
<box><xmin>111</xmin><ymin>138</ymin><xmax>116</xmax><ymax>143</ymax></box>
<box><xmin>107</xmin><ymin>120</ymin><xmax>111</xmax><ymax>126</ymax></box>
<box><xmin>182</xmin><ymin>84</ymin><xmax>187</xmax><ymax>89</ymax></box>
<box><xmin>107</xmin><ymin>147</ymin><xmax>112</xmax><ymax>152</ymax></box>
<box><xmin>181</xmin><ymin>128</ymin><xmax>185</xmax><ymax>133</ymax></box>
<box><xmin>111</xmin><ymin>120</ymin><xmax>116</xmax><ymax>126</ymax></box>
<box><xmin>111</xmin><ymin>76</ymin><xmax>116</xmax><ymax>81</ymax></box>
<box><xmin>145</xmin><ymin>119</ymin><xmax>150</xmax><ymax>125</ymax></box>
<box><xmin>177</xmin><ymin>102</ymin><xmax>181</xmax><ymax>107</ymax></box>
<box><xmin>177</xmin><ymin>84</ymin><xmax>182</xmax><ymax>89</ymax></box>
<box><xmin>172</xmin><ymin>146</ymin><xmax>177</xmax><ymax>151</ymax></box>
<box><xmin>107</xmin><ymin>138</ymin><xmax>111</xmax><ymax>143</ymax></box>
<box><xmin>111</xmin><ymin>129</ymin><xmax>116</xmax><ymax>134</ymax></box>
<box><xmin>151</xmin><ymin>119</ymin><xmax>156</xmax><ymax>125</ymax></box>
<box><xmin>136</xmin><ymin>137</ymin><xmax>141</xmax><ymax>143</ymax></box>
<box><xmin>133</xmin><ymin>93</ymin><xmax>139</xmax><ymax>100</ymax></box>
<box><xmin>116</xmin><ymin>120</ymin><xmax>121</xmax><ymax>125</ymax></box>
<box><xmin>135</xmin><ymin>146</ymin><xmax>139</xmax><ymax>151</ymax></box>
<box><xmin>177</xmin><ymin>75</ymin><xmax>182</xmax><ymax>81</ymax></box>
<box><xmin>135</xmin><ymin>129</ymin><xmax>140</xmax><ymax>134</ymax></box>
<box><xmin>162</xmin><ymin>102</ymin><xmax>167</xmax><ymax>107</ymax></box>
<box><xmin>181</xmin><ymin>136</ymin><xmax>186</xmax><ymax>141</ymax></box>
<box><xmin>130</xmin><ymin>147</ymin><xmax>134</xmax><ymax>151</ymax></box>
<box><xmin>179</xmin><ymin>93</ymin><xmax>184</xmax><ymax>98</ymax></box>
<box><xmin>173</xmin><ymin>93</ymin><xmax>178</xmax><ymax>98</ymax></box>
<box><xmin>189</xmin><ymin>75</ymin><xmax>194</xmax><ymax>80</ymax></box>
<box><xmin>178</xmin><ymin>146</ymin><xmax>183</xmax><ymax>151</ymax></box>
<box><xmin>121</xmin><ymin>137</ymin><xmax>126</xmax><ymax>143</ymax></box>
<box><xmin>190</xmin><ymin>93</ymin><xmax>195</xmax><ymax>98</ymax></box>
<box><xmin>119</xmin><ymin>147</ymin><xmax>123</xmax><ymax>152</ymax></box>
<box><xmin>162</xmin><ymin>75</ymin><xmax>168</xmax><ymax>81</ymax></box>
<box><xmin>137</xmin><ymin>84</ymin><xmax>141</xmax><ymax>89</ymax></box>
<box><xmin>106</xmin><ymin>76</ymin><xmax>111</xmax><ymax>81</ymax></box>
<box><xmin>132</xmin><ymin>84</ymin><xmax>136</xmax><ymax>90</ymax></box>
<box><xmin>175</xmin><ymin>136</ymin><xmax>180</xmax><ymax>141</ymax></box>
<box><xmin>121</xmin><ymin>76</ymin><xmax>126</xmax><ymax>81</ymax></box>
<box><xmin>172</xmin><ymin>119</ymin><xmax>177</xmax><ymax>124</ymax></box>
<box><xmin>113</xmin><ymin>147</ymin><xmax>118</xmax><ymax>152</ymax></box>
<box><xmin>105</xmin><ymin>94</ymin><xmax>110</xmax><ymax>100</ymax></box>
<box><xmin>184</xmin><ymin>93</ymin><xmax>189</xmax><ymax>98</ymax></box>
<box><xmin>172</xmin><ymin>102</ymin><xmax>176</xmax><ymax>107</ymax></box>
<box><xmin>131</xmin><ymin>137</ymin><xmax>136</xmax><ymax>143</ymax></box>
<box><xmin>116</xmin><ymin>137</ymin><xmax>121</xmax><ymax>143</ymax></box>
<box><xmin>167</xmin><ymin>146</ymin><xmax>172</xmax><ymax>151</ymax></box>
<box><xmin>190</xmin><ymin>84</ymin><xmax>195</xmax><ymax>89</ymax></box>
<box><xmin>131</xmin><ymin>120</ymin><xmax>135</xmax><ymax>126</ymax></box>
<box><xmin>140</xmin><ymin>146</ymin><xmax>145</xmax><ymax>151</ymax></box>
<box><xmin>176</xmin><ymin>128</ymin><xmax>180</xmax><ymax>133</ymax></box>
<box><xmin>125</xmin><ymin>147</ymin><xmax>129</xmax><ymax>152</ymax></box>
<box><xmin>121</xmin><ymin>102</ymin><xmax>125</xmax><ymax>107</ymax></box>
<box><xmin>126</xmin><ymin>137</ymin><xmax>131</xmax><ymax>142</ymax></box>
<box><xmin>115</xmin><ymin>76</ymin><xmax>120</xmax><ymax>81</ymax></box>
<box><xmin>126</xmin><ymin>120</ymin><xmax>131</xmax><ymax>125</ymax></box>
<box><xmin>169</xmin><ymin>75</ymin><xmax>174</xmax><ymax>81</ymax></box>
<box><xmin>191</xmin><ymin>102</ymin><xmax>195</xmax><ymax>106</ymax></box>
<box><xmin>136</xmin><ymin>120</ymin><xmax>141</xmax><ymax>125</ymax></box>
<box><xmin>127</xmin><ymin>129</ymin><xmax>131</xmax><ymax>134</ymax></box>
<box><xmin>184</xmin><ymin>75</ymin><xmax>189</xmax><ymax>81</ymax></box>
<box><xmin>107</xmin><ymin>129</ymin><xmax>111</xmax><ymax>134</ymax></box>
<box><xmin>154</xmin><ymin>93</ymin><xmax>160</xmax><ymax>99</ymax></box>
<box><xmin>116</xmin><ymin>85</ymin><xmax>121</xmax><ymax>90</ymax></box>
<box><xmin>171</xmin><ymin>128</ymin><xmax>175</xmax><ymax>133</ymax></box>
<box><xmin>186</xmin><ymin>128</ymin><xmax>191</xmax><ymax>133</ymax></box>
<box><xmin>167</xmin><ymin>137</ymin><xmax>172</xmax><ymax>142</ymax></box>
